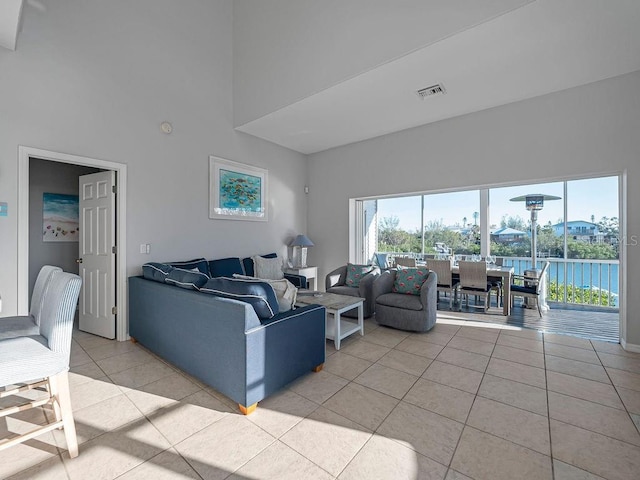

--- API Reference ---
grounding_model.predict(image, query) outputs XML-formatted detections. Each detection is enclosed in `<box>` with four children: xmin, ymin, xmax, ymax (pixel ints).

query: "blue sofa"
<box><xmin>128</xmin><ymin>276</ymin><xmax>326</xmax><ymax>414</ymax></box>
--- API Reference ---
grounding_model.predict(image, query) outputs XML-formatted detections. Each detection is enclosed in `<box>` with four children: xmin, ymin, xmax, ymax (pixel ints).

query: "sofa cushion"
<box><xmin>326</xmin><ymin>285</ymin><xmax>361</xmax><ymax>298</ymax></box>
<box><xmin>209</xmin><ymin>257</ymin><xmax>244</xmax><ymax>278</ymax></box>
<box><xmin>376</xmin><ymin>292</ymin><xmax>424</xmax><ymax>311</ymax></box>
<box><xmin>165</xmin><ymin>268</ymin><xmax>210</xmax><ymax>290</ymax></box>
<box><xmin>345</xmin><ymin>263</ymin><xmax>375</xmax><ymax>287</ymax></box>
<box><xmin>252</xmin><ymin>255</ymin><xmax>284</xmax><ymax>280</ymax></box>
<box><xmin>167</xmin><ymin>258</ymin><xmax>210</xmax><ymax>276</ymax></box>
<box><xmin>242</xmin><ymin>253</ymin><xmax>277</xmax><ymax>277</ymax></box>
<box><xmin>233</xmin><ymin>274</ymin><xmax>297</xmax><ymax>312</ymax></box>
<box><xmin>200</xmin><ymin>277</ymin><xmax>279</xmax><ymax>319</ymax></box>
<box><xmin>142</xmin><ymin>263</ymin><xmax>174</xmax><ymax>283</ymax></box>
<box><xmin>392</xmin><ymin>267</ymin><xmax>430</xmax><ymax>295</ymax></box>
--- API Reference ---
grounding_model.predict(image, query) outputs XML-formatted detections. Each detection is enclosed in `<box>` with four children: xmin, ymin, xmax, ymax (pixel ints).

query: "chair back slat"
<box><xmin>458</xmin><ymin>261</ymin><xmax>488</xmax><ymax>290</ymax></box>
<box><xmin>30</xmin><ymin>266</ymin><xmax>63</xmax><ymax>325</ymax></box>
<box><xmin>426</xmin><ymin>259</ymin><xmax>453</xmax><ymax>287</ymax></box>
<box><xmin>394</xmin><ymin>257</ymin><xmax>417</xmax><ymax>268</ymax></box>
<box><xmin>39</xmin><ymin>272</ymin><xmax>82</xmax><ymax>355</ymax></box>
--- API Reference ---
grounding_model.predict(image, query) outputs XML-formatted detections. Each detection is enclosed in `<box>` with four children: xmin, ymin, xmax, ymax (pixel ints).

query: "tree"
<box><xmin>500</xmin><ymin>215</ymin><xmax>528</xmax><ymax>231</ymax></box>
<box><xmin>462</xmin><ymin>216</ymin><xmax>467</xmax><ymax>228</ymax></box>
<box><xmin>472</xmin><ymin>211</ymin><xmax>479</xmax><ymax>226</ymax></box>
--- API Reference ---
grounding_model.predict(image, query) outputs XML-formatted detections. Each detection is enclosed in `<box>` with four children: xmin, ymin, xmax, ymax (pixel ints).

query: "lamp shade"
<box><xmin>290</xmin><ymin>234</ymin><xmax>314</xmax><ymax>247</ymax></box>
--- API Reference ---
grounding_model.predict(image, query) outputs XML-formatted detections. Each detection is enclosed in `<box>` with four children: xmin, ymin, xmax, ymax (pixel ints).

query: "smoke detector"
<box><xmin>416</xmin><ymin>83</ymin><xmax>446</xmax><ymax>99</ymax></box>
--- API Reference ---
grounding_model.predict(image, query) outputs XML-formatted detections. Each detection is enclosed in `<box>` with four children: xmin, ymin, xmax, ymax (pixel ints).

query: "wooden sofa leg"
<box><xmin>130</xmin><ymin>337</ymin><xmax>138</xmax><ymax>344</ymax></box>
<box><xmin>239</xmin><ymin>403</ymin><xmax>257</xmax><ymax>415</ymax></box>
<box><xmin>312</xmin><ymin>364</ymin><xmax>324</xmax><ymax>373</ymax></box>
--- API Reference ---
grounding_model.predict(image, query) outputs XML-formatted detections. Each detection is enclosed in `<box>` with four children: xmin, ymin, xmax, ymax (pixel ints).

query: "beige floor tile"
<box><xmin>116</xmin><ymin>448</ymin><xmax>201</xmax><ymax>480</ymax></box>
<box><xmin>550</xmin><ymin>419</ymin><xmax>640</xmax><ymax>480</ymax></box>
<box><xmin>280</xmin><ymin>406</ymin><xmax>371</xmax><ymax>477</ymax></box>
<box><xmin>124</xmin><ymin>388</ymin><xmax>177</xmax><ymax>415</ymax></box>
<box><xmin>598</xmin><ymin>352</ymin><xmax>640</xmax><ymax>374</ymax></box>
<box><xmin>431</xmin><ymin>323</ymin><xmax>461</xmax><ymax>335</ymax></box>
<box><xmin>340</xmin><ymin>339</ymin><xmax>391</xmax><ymax>362</ymax></box>
<box><xmin>230</xmin><ymin>440</ymin><xmax>333</xmax><ymax>480</ymax></box>
<box><xmin>455</xmin><ymin>326</ymin><xmax>500</xmax><ymax>343</ymax></box>
<box><xmin>545</xmin><ymin>343</ymin><xmax>601</xmax><ymax>365</ymax></box>
<box><xmin>69</xmin><ymin>345</ymin><xmax>93</xmax><ymax>367</ymax></box>
<box><xmin>404</xmin><ymin>378</ymin><xmax>474</xmax><ymax>423</ymax></box>
<box><xmin>606</xmin><ymin>367</ymin><xmax>640</xmax><ymax>392</ymax></box>
<box><xmin>616</xmin><ymin>386</ymin><xmax>640</xmax><ymax>414</ymax></box>
<box><xmin>5</xmin><ymin>455</ymin><xmax>69</xmax><ymax>480</ymax></box>
<box><xmin>395</xmin><ymin>337</ymin><xmax>445</xmax><ymax>359</ymax></box>
<box><xmin>69</xmin><ymin>377</ymin><xmax>121</xmax><ymax>411</ymax></box>
<box><xmin>497</xmin><ymin>334</ymin><xmax>544</xmax><ymax>353</ymax></box>
<box><xmin>491</xmin><ymin>344</ymin><xmax>545</xmax><ymax>368</ymax></box>
<box><xmin>451</xmin><ymin>426</ymin><xmax>552</xmax><ymax>480</ymax></box>
<box><xmin>376</xmin><ymin>349</ymin><xmax>433</xmax><ymax>377</ymax></box>
<box><xmin>69</xmin><ymin>361</ymin><xmax>107</xmax><ymax>387</ymax></box>
<box><xmin>54</xmin><ymin>393</ymin><xmax>143</xmax><ymax>447</ymax></box>
<box><xmin>552</xmin><ymin>459</ymin><xmax>606</xmax><ymax>480</ymax></box>
<box><xmin>96</xmin><ymin>349</ymin><xmax>155</xmax><ymax>375</ymax></box>
<box><xmin>485</xmin><ymin>358</ymin><xmax>546</xmax><ymax>389</ymax></box>
<box><xmin>478</xmin><ymin>374</ymin><xmax>548</xmax><ymax>416</ymax></box>
<box><xmin>361</xmin><ymin>326</ymin><xmax>409</xmax><ymax>348</ymax></box>
<box><xmin>410</xmin><ymin>330</ymin><xmax>454</xmax><ymax>346</ymax></box>
<box><xmin>323</xmin><ymin>383</ymin><xmax>398</xmax><ymax>431</ymax></box>
<box><xmin>354</xmin><ymin>363</ymin><xmax>418</xmax><ymax>399</ymax></box>
<box><xmin>499</xmin><ymin>328</ymin><xmax>544</xmax><ymax>341</ymax></box>
<box><xmin>175</xmin><ymin>414</ymin><xmax>274</xmax><ymax>480</ymax></box>
<box><xmin>445</xmin><ymin>470</ymin><xmax>474</xmax><ymax>480</ymax></box>
<box><xmin>247</xmin><ymin>389</ymin><xmax>319</xmax><ymax>438</ymax></box>
<box><xmin>467</xmin><ymin>397</ymin><xmax>550</xmax><ymax>455</ymax></box>
<box><xmin>422</xmin><ymin>361</ymin><xmax>484</xmax><ymax>394</ymax></box>
<box><xmin>544</xmin><ymin>333</ymin><xmax>594</xmax><ymax>350</ymax></box>
<box><xmin>147</xmin><ymin>390</ymin><xmax>231</xmax><ymax>445</ymax></box>
<box><xmin>548</xmin><ymin>391</ymin><xmax>640</xmax><ymax>446</ymax></box>
<box><xmin>446</xmin><ymin>335</ymin><xmax>495</xmax><ymax>356</ymax></box>
<box><xmin>631</xmin><ymin>413</ymin><xmax>640</xmax><ymax>431</ymax></box>
<box><xmin>108</xmin><ymin>360</ymin><xmax>176</xmax><ymax>389</ymax></box>
<box><xmin>324</xmin><ymin>351</ymin><xmax>373</xmax><ymax>380</ymax></box>
<box><xmin>436</xmin><ymin>347</ymin><xmax>490</xmax><ymax>373</ymax></box>
<box><xmin>84</xmin><ymin>340</ymin><xmax>140</xmax><ymax>361</ymax></box>
<box><xmin>377</xmin><ymin>401</ymin><xmax>463</xmax><ymax>466</ymax></box>
<box><xmin>288</xmin><ymin>370</ymin><xmax>349</xmax><ymax>404</ymax></box>
<box><xmin>62</xmin><ymin>418</ymin><xmax>170</xmax><ymax>480</ymax></box>
<box><xmin>137</xmin><ymin>372</ymin><xmax>201</xmax><ymax>401</ymax></box>
<box><xmin>545</xmin><ymin>356</ymin><xmax>610</xmax><ymax>384</ymax></box>
<box><xmin>547</xmin><ymin>371</ymin><xmax>624</xmax><ymax>410</ymax></box>
<box><xmin>591</xmin><ymin>340</ymin><xmax>639</xmax><ymax>358</ymax></box>
<box><xmin>0</xmin><ymin>435</ymin><xmax>59</xmax><ymax>479</ymax></box>
<box><xmin>339</xmin><ymin>434</ymin><xmax>448</xmax><ymax>480</ymax></box>
<box><xmin>74</xmin><ymin>333</ymin><xmax>115</xmax><ymax>351</ymax></box>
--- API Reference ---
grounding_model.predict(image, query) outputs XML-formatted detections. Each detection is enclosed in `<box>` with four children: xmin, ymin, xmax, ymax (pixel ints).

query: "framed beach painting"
<box><xmin>42</xmin><ymin>193</ymin><xmax>80</xmax><ymax>242</ymax></box>
<box><xmin>209</xmin><ymin>156</ymin><xmax>268</xmax><ymax>221</ymax></box>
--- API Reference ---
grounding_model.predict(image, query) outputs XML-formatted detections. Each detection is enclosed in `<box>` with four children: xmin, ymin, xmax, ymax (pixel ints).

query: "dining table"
<box><xmin>450</xmin><ymin>264</ymin><xmax>514</xmax><ymax>315</ymax></box>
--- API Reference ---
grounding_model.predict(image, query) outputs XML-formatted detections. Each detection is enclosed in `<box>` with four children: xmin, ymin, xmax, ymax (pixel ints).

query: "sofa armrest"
<box><xmin>372</xmin><ymin>270</ymin><xmax>395</xmax><ymax>300</ymax></box>
<box><xmin>326</xmin><ymin>265</ymin><xmax>347</xmax><ymax>290</ymax></box>
<box><xmin>358</xmin><ymin>268</ymin><xmax>380</xmax><ymax>299</ymax></box>
<box><xmin>284</xmin><ymin>273</ymin><xmax>307</xmax><ymax>289</ymax></box>
<box><xmin>419</xmin><ymin>271</ymin><xmax>438</xmax><ymax>306</ymax></box>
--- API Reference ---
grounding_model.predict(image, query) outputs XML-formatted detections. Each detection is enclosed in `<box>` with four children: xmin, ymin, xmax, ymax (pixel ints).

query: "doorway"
<box><xmin>18</xmin><ymin>146</ymin><xmax>129</xmax><ymax>341</ymax></box>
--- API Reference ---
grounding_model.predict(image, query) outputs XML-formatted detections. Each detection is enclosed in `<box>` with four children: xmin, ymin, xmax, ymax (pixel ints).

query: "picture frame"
<box><xmin>209</xmin><ymin>156</ymin><xmax>268</xmax><ymax>221</ymax></box>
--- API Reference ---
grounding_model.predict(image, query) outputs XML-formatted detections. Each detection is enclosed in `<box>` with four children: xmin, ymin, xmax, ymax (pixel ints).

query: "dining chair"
<box><xmin>456</xmin><ymin>261</ymin><xmax>500</xmax><ymax>311</ymax></box>
<box><xmin>0</xmin><ymin>271</ymin><xmax>82</xmax><ymax>458</ymax></box>
<box><xmin>426</xmin><ymin>258</ymin><xmax>459</xmax><ymax>310</ymax></box>
<box><xmin>0</xmin><ymin>265</ymin><xmax>62</xmax><ymax>340</ymax></box>
<box><xmin>510</xmin><ymin>261</ymin><xmax>550</xmax><ymax>317</ymax></box>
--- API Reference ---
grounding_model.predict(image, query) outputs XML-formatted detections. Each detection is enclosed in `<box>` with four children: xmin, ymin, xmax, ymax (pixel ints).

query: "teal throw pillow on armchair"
<box><xmin>345</xmin><ymin>263</ymin><xmax>375</xmax><ymax>287</ymax></box>
<box><xmin>392</xmin><ymin>267</ymin><xmax>430</xmax><ymax>295</ymax></box>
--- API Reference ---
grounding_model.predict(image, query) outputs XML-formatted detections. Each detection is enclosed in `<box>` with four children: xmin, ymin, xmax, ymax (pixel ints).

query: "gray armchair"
<box><xmin>325</xmin><ymin>265</ymin><xmax>380</xmax><ymax>318</ymax></box>
<box><xmin>372</xmin><ymin>269</ymin><xmax>437</xmax><ymax>332</ymax></box>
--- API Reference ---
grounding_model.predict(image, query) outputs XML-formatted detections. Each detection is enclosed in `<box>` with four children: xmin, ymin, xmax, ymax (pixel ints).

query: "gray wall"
<box><xmin>28</xmin><ymin>159</ymin><xmax>100</xmax><ymax>301</ymax></box>
<box><xmin>0</xmin><ymin>0</ymin><xmax>309</xmax><ymax>316</ymax></box>
<box><xmin>308</xmin><ymin>70</ymin><xmax>640</xmax><ymax>347</ymax></box>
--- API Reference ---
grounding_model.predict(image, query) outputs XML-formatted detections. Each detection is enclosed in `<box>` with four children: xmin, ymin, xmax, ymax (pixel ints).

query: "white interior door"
<box><xmin>79</xmin><ymin>171</ymin><xmax>116</xmax><ymax>339</ymax></box>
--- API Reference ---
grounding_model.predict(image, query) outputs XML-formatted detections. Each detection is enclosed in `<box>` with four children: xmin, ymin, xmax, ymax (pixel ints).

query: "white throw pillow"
<box><xmin>252</xmin><ymin>255</ymin><xmax>285</xmax><ymax>280</ymax></box>
<box><xmin>233</xmin><ymin>274</ymin><xmax>297</xmax><ymax>311</ymax></box>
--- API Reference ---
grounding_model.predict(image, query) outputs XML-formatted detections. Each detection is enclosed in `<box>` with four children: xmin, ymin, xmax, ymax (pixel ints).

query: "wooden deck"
<box><xmin>435</xmin><ymin>296</ymin><xmax>619</xmax><ymax>343</ymax></box>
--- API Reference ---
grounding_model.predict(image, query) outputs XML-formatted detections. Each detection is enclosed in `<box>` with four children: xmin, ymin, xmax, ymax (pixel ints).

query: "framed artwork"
<box><xmin>209</xmin><ymin>156</ymin><xmax>268</xmax><ymax>221</ymax></box>
<box><xmin>42</xmin><ymin>193</ymin><xmax>80</xmax><ymax>242</ymax></box>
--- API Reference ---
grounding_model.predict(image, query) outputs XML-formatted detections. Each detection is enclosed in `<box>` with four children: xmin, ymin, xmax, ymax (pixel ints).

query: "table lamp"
<box><xmin>290</xmin><ymin>234</ymin><xmax>314</xmax><ymax>268</ymax></box>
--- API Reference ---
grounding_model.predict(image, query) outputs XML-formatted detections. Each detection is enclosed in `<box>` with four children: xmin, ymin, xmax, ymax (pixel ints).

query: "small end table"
<box><xmin>285</xmin><ymin>266</ymin><xmax>318</xmax><ymax>290</ymax></box>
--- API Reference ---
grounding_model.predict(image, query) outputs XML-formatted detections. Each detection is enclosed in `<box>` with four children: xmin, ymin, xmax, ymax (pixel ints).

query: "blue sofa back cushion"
<box><xmin>165</xmin><ymin>268</ymin><xmax>210</xmax><ymax>290</ymax></box>
<box><xmin>200</xmin><ymin>277</ymin><xmax>279</xmax><ymax>320</ymax></box>
<box><xmin>242</xmin><ymin>253</ymin><xmax>277</xmax><ymax>277</ymax></box>
<box><xmin>142</xmin><ymin>263</ymin><xmax>174</xmax><ymax>283</ymax></box>
<box><xmin>209</xmin><ymin>257</ymin><xmax>245</xmax><ymax>278</ymax></box>
<box><xmin>167</xmin><ymin>258</ymin><xmax>210</xmax><ymax>275</ymax></box>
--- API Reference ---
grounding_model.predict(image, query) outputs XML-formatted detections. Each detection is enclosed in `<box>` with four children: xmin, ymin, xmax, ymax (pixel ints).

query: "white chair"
<box><xmin>456</xmin><ymin>261</ymin><xmax>500</xmax><ymax>312</ymax></box>
<box><xmin>394</xmin><ymin>257</ymin><xmax>417</xmax><ymax>268</ymax></box>
<box><xmin>510</xmin><ymin>261</ymin><xmax>550</xmax><ymax>317</ymax></box>
<box><xmin>0</xmin><ymin>271</ymin><xmax>82</xmax><ymax>458</ymax></box>
<box><xmin>427</xmin><ymin>258</ymin><xmax>459</xmax><ymax>310</ymax></box>
<box><xmin>0</xmin><ymin>265</ymin><xmax>62</xmax><ymax>339</ymax></box>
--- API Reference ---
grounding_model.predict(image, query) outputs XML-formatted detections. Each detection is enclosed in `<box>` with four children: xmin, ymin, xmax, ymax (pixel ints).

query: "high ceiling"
<box><xmin>236</xmin><ymin>0</ymin><xmax>640</xmax><ymax>154</ymax></box>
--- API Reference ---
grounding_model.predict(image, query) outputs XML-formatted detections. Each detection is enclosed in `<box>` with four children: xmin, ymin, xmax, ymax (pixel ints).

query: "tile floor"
<box><xmin>3</xmin><ymin>317</ymin><xmax>640</xmax><ymax>480</ymax></box>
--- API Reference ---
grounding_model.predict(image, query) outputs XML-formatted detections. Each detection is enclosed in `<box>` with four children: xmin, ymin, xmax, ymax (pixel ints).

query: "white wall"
<box><xmin>232</xmin><ymin>0</ymin><xmax>531</xmax><ymax>126</ymax></box>
<box><xmin>0</xmin><ymin>0</ymin><xmax>308</xmax><ymax>317</ymax></box>
<box><xmin>308</xmin><ymin>70</ymin><xmax>640</xmax><ymax>346</ymax></box>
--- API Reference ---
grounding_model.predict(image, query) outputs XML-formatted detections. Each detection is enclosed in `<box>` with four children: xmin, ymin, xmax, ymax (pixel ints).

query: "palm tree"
<box><xmin>472</xmin><ymin>211</ymin><xmax>479</xmax><ymax>226</ymax></box>
<box><xmin>462</xmin><ymin>216</ymin><xmax>467</xmax><ymax>228</ymax></box>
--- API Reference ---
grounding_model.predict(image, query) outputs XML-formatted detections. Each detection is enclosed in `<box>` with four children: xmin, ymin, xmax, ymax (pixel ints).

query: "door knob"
<box><xmin>76</xmin><ymin>258</ymin><xmax>83</xmax><ymax>264</ymax></box>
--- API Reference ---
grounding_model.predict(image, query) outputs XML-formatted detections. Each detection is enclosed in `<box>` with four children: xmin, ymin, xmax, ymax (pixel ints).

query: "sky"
<box><xmin>376</xmin><ymin>176</ymin><xmax>619</xmax><ymax>232</ymax></box>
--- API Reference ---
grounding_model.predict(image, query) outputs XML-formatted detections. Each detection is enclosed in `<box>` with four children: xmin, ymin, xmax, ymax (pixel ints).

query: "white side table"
<box><xmin>285</xmin><ymin>266</ymin><xmax>318</xmax><ymax>290</ymax></box>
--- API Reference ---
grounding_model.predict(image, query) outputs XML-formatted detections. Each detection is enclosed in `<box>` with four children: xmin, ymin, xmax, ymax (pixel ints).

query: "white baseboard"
<box><xmin>620</xmin><ymin>339</ymin><xmax>640</xmax><ymax>353</ymax></box>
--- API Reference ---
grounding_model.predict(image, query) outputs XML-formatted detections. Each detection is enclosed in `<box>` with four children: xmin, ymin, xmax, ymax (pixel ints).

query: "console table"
<box><xmin>285</xmin><ymin>266</ymin><xmax>317</xmax><ymax>290</ymax></box>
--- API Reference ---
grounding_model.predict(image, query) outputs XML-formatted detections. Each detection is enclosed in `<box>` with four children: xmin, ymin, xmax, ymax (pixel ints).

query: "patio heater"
<box><xmin>510</xmin><ymin>194</ymin><xmax>561</xmax><ymax>310</ymax></box>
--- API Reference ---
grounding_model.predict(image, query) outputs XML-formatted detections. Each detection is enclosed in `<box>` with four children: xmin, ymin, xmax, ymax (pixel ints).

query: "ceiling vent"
<box><xmin>416</xmin><ymin>83</ymin><xmax>446</xmax><ymax>99</ymax></box>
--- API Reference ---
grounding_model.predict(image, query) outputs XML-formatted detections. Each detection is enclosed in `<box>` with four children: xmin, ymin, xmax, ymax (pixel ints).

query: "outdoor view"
<box><xmin>362</xmin><ymin>176</ymin><xmax>619</xmax><ymax>307</ymax></box>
